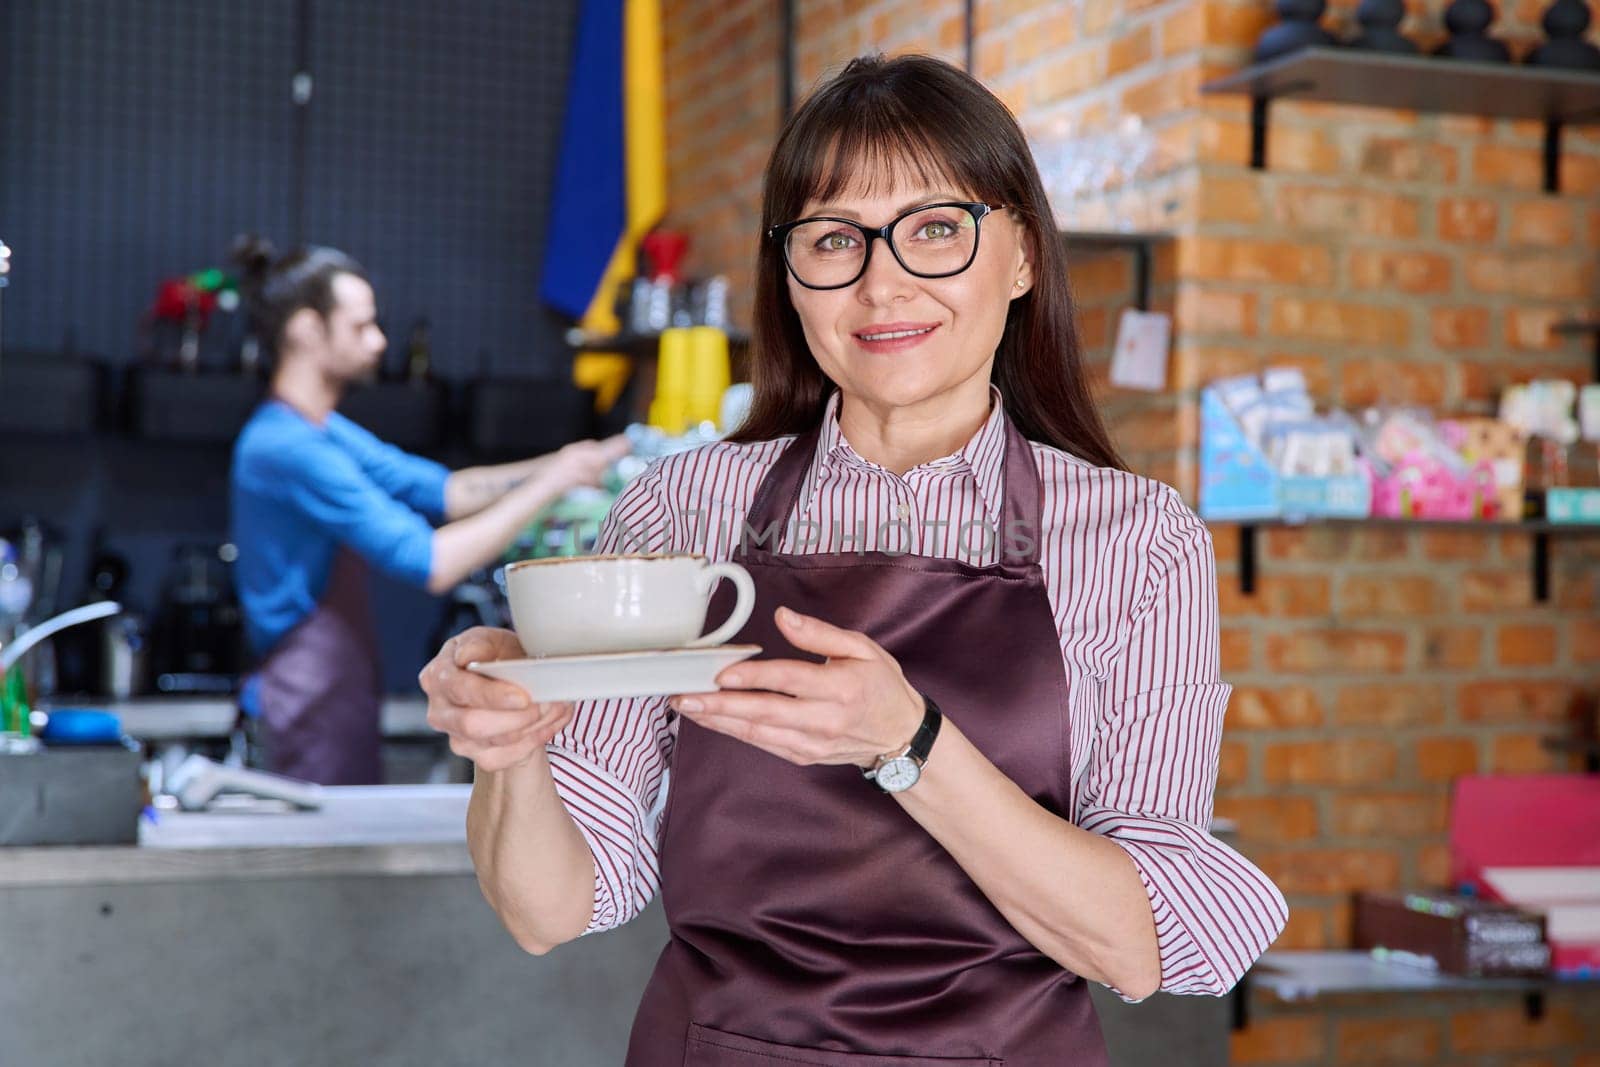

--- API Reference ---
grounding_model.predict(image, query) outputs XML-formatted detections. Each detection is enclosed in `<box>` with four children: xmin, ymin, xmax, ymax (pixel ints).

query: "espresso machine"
<box><xmin>148</xmin><ymin>542</ymin><xmax>245</xmax><ymax>693</ymax></box>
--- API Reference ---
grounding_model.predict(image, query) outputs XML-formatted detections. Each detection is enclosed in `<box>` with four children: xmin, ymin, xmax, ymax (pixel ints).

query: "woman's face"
<box><xmin>784</xmin><ymin>173</ymin><xmax>1034</xmax><ymax>415</ymax></box>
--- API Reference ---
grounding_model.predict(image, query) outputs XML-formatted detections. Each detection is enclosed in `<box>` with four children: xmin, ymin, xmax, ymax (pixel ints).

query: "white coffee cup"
<box><xmin>504</xmin><ymin>553</ymin><xmax>756</xmax><ymax>658</ymax></box>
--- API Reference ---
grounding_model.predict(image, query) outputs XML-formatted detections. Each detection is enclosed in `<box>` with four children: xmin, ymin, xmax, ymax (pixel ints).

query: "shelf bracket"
<box><xmin>1544</xmin><ymin>120</ymin><xmax>1563</xmax><ymax>195</ymax></box>
<box><xmin>1534</xmin><ymin>529</ymin><xmax>1550</xmax><ymax>603</ymax></box>
<box><xmin>1525</xmin><ymin>989</ymin><xmax>1546</xmax><ymax>1022</ymax></box>
<box><xmin>1250</xmin><ymin>95</ymin><xmax>1270</xmax><ymax>170</ymax></box>
<box><xmin>1240</xmin><ymin>524</ymin><xmax>1259</xmax><ymax>595</ymax></box>
<box><xmin>1133</xmin><ymin>243</ymin><xmax>1152</xmax><ymax>311</ymax></box>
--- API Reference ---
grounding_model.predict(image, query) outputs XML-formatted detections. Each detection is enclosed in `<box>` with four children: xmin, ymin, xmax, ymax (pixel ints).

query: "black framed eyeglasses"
<box><xmin>767</xmin><ymin>201</ymin><xmax>1005</xmax><ymax>291</ymax></box>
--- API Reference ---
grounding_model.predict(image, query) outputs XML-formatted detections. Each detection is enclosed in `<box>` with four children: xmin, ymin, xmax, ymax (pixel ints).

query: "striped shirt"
<box><xmin>546</xmin><ymin>387</ymin><xmax>1287</xmax><ymax>999</ymax></box>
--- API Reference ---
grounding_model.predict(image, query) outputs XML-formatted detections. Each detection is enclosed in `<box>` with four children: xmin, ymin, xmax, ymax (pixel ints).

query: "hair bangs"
<box><xmin>773</xmin><ymin>72</ymin><xmax>1010</xmax><ymax>222</ymax></box>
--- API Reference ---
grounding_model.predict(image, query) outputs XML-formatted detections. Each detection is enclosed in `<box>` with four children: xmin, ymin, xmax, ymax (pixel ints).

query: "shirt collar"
<box><xmin>798</xmin><ymin>385</ymin><xmax>1010</xmax><ymax>525</ymax></box>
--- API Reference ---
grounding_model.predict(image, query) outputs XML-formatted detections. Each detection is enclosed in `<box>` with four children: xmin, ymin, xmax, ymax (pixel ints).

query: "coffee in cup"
<box><xmin>504</xmin><ymin>553</ymin><xmax>756</xmax><ymax>658</ymax></box>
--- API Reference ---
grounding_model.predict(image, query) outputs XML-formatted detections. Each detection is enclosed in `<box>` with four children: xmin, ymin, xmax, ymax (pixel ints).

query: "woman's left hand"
<box><xmin>669</xmin><ymin>606</ymin><xmax>924</xmax><ymax>769</ymax></box>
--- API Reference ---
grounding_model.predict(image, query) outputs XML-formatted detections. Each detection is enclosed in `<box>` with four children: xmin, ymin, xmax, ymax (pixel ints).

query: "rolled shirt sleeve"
<box><xmin>255</xmin><ymin>437</ymin><xmax>438</xmax><ymax>588</ymax></box>
<box><xmin>1077</xmin><ymin>489</ymin><xmax>1287</xmax><ymax>999</ymax></box>
<box><xmin>326</xmin><ymin>413</ymin><xmax>451</xmax><ymax>522</ymax></box>
<box><xmin>543</xmin><ymin>462</ymin><xmax>680</xmax><ymax>933</ymax></box>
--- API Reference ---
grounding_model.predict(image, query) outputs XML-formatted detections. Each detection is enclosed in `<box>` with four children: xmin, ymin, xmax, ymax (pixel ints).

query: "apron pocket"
<box><xmin>684</xmin><ymin>1023</ymin><xmax>1003</xmax><ymax>1067</ymax></box>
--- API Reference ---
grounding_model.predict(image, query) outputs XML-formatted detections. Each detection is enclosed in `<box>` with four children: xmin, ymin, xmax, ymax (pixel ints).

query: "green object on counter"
<box><xmin>2</xmin><ymin>662</ymin><xmax>30</xmax><ymax>738</ymax></box>
<box><xmin>512</xmin><ymin>488</ymin><xmax>619</xmax><ymax>561</ymax></box>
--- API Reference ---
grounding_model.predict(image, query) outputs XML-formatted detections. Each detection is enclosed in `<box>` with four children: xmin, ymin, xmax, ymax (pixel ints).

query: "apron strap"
<box><xmin>739</xmin><ymin>403</ymin><xmax>1045</xmax><ymax>567</ymax></box>
<box><xmin>740</xmin><ymin>424</ymin><xmax>822</xmax><ymax>556</ymax></box>
<box><xmin>999</xmin><ymin>414</ymin><xmax>1044</xmax><ymax>567</ymax></box>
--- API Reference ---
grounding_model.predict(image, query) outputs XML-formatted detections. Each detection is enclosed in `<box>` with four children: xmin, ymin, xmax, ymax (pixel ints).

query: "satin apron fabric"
<box><xmin>255</xmin><ymin>548</ymin><xmax>384</xmax><ymax>785</ymax></box>
<box><xmin>625</xmin><ymin>413</ymin><xmax>1109</xmax><ymax>1066</ymax></box>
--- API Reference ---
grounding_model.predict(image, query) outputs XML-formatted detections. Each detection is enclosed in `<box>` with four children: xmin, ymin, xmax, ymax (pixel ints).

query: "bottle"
<box><xmin>1</xmin><ymin>662</ymin><xmax>29</xmax><ymax>741</ymax></box>
<box><xmin>0</xmin><ymin>540</ymin><xmax>32</xmax><ymax>740</ymax></box>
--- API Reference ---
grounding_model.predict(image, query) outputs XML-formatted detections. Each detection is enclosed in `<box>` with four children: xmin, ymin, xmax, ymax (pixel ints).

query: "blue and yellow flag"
<box><xmin>540</xmin><ymin>0</ymin><xmax>666</xmax><ymax>412</ymax></box>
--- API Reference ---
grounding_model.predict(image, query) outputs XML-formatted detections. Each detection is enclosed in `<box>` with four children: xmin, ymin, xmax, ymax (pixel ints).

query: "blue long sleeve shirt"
<box><xmin>230</xmin><ymin>400</ymin><xmax>449</xmax><ymax>655</ymax></box>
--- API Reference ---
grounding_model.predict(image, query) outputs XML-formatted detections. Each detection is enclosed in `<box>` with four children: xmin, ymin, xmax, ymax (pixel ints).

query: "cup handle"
<box><xmin>686</xmin><ymin>561</ymin><xmax>756</xmax><ymax>648</ymax></box>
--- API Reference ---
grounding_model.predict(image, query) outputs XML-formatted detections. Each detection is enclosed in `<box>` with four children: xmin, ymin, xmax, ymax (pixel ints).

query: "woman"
<box><xmin>423</xmin><ymin>54</ymin><xmax>1286</xmax><ymax>1064</ymax></box>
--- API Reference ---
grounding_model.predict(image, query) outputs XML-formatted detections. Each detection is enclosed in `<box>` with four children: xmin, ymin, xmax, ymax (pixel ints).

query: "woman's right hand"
<box><xmin>421</xmin><ymin>627</ymin><xmax>576</xmax><ymax>772</ymax></box>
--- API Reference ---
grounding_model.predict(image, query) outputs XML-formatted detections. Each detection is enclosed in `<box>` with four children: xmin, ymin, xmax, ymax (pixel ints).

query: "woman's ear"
<box><xmin>1011</xmin><ymin>220</ymin><xmax>1037</xmax><ymax>298</ymax></box>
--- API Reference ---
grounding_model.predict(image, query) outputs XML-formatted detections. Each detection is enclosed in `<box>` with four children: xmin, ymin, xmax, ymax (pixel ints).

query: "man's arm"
<box><xmin>444</xmin><ymin>456</ymin><xmax>556</xmax><ymax>520</ymax></box>
<box><xmin>444</xmin><ymin>436</ymin><xmax>629</xmax><ymax>520</ymax></box>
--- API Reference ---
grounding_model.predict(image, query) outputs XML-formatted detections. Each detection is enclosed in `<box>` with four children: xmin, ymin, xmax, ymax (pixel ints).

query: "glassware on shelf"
<box><xmin>1029</xmin><ymin>114</ymin><xmax>1164</xmax><ymax>231</ymax></box>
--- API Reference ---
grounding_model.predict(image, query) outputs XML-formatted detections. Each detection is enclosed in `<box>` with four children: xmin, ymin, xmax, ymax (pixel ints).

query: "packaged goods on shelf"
<box><xmin>1200</xmin><ymin>369</ymin><xmax>1370</xmax><ymax>521</ymax></box>
<box><xmin>1197</xmin><ymin>370</ymin><xmax>1589</xmax><ymax>524</ymax></box>
<box><xmin>1503</xmin><ymin>379</ymin><xmax>1600</xmax><ymax>523</ymax></box>
<box><xmin>1359</xmin><ymin>408</ymin><xmax>1503</xmax><ymax>521</ymax></box>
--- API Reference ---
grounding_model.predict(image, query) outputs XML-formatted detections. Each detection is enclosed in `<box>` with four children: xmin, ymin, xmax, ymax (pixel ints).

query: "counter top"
<box><xmin>0</xmin><ymin>784</ymin><xmax>473</xmax><ymax>889</ymax></box>
<box><xmin>40</xmin><ymin>694</ymin><xmax>434</xmax><ymax>739</ymax></box>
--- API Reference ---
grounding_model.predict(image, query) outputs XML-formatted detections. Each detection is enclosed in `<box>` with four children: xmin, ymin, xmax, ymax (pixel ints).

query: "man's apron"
<box><xmin>255</xmin><ymin>548</ymin><xmax>383</xmax><ymax>785</ymax></box>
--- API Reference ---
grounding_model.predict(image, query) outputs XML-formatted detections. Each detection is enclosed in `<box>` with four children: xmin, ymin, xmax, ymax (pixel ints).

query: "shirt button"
<box><xmin>896</xmin><ymin>502</ymin><xmax>911</xmax><ymax>520</ymax></box>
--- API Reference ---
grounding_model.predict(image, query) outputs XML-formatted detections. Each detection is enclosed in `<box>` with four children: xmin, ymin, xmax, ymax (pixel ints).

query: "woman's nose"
<box><xmin>855</xmin><ymin>237</ymin><xmax>917</xmax><ymax>305</ymax></box>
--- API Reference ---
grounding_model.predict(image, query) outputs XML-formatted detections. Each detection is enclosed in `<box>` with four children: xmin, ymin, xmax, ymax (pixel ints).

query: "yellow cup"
<box><xmin>687</xmin><ymin>326</ymin><xmax>731</xmax><ymax>398</ymax></box>
<box><xmin>648</xmin><ymin>394</ymin><xmax>689</xmax><ymax>435</ymax></box>
<box><xmin>681</xmin><ymin>327</ymin><xmax>731</xmax><ymax>427</ymax></box>
<box><xmin>655</xmin><ymin>327</ymin><xmax>693</xmax><ymax>401</ymax></box>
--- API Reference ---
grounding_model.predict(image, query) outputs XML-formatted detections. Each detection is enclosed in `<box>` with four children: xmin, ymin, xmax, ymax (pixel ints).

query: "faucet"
<box><xmin>0</xmin><ymin>601</ymin><xmax>123</xmax><ymax>675</ymax></box>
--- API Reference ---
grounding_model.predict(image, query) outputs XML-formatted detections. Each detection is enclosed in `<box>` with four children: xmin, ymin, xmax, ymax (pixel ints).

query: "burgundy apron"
<box><xmin>256</xmin><ymin>548</ymin><xmax>384</xmax><ymax>785</ymax></box>
<box><xmin>626</xmin><ymin>412</ymin><xmax>1108</xmax><ymax>1066</ymax></box>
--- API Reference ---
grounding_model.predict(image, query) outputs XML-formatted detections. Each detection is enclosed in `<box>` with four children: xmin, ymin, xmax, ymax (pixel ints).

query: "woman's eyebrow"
<box><xmin>807</xmin><ymin>194</ymin><xmax>966</xmax><ymax>220</ymax></box>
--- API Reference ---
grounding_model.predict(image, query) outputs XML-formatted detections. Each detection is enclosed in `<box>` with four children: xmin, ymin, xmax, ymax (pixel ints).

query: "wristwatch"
<box><xmin>863</xmin><ymin>694</ymin><xmax>942</xmax><ymax>793</ymax></box>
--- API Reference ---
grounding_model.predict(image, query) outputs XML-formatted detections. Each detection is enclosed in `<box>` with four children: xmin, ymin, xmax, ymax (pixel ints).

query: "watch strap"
<box><xmin>864</xmin><ymin>694</ymin><xmax>942</xmax><ymax>782</ymax></box>
<box><xmin>906</xmin><ymin>694</ymin><xmax>942</xmax><ymax>764</ymax></box>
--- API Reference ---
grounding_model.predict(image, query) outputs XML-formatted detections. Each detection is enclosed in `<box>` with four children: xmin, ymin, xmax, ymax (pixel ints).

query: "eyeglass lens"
<box><xmin>782</xmin><ymin>204</ymin><xmax>983</xmax><ymax>288</ymax></box>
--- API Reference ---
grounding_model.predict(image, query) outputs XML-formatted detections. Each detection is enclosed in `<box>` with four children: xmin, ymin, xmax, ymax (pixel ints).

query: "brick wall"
<box><xmin>661</xmin><ymin>0</ymin><xmax>779</xmax><ymax>329</ymax></box>
<box><xmin>662</xmin><ymin>0</ymin><xmax>1600</xmax><ymax>1062</ymax></box>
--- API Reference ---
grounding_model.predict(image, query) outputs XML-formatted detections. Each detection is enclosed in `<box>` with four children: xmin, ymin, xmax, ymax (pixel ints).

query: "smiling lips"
<box><xmin>852</xmin><ymin>322</ymin><xmax>940</xmax><ymax>351</ymax></box>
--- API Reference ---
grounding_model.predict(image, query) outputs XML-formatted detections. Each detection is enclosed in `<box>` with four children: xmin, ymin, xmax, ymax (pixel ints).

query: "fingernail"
<box><xmin>780</xmin><ymin>607</ymin><xmax>802</xmax><ymax>627</ymax></box>
<box><xmin>720</xmin><ymin>672</ymin><xmax>743</xmax><ymax>688</ymax></box>
<box><xmin>500</xmin><ymin>694</ymin><xmax>529</xmax><ymax>710</ymax></box>
<box><xmin>678</xmin><ymin>697</ymin><xmax>703</xmax><ymax>713</ymax></box>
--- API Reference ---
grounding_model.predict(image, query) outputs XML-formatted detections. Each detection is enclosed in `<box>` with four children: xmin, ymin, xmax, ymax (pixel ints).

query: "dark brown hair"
<box><xmin>229</xmin><ymin>234</ymin><xmax>370</xmax><ymax>354</ymax></box>
<box><xmin>725</xmin><ymin>53</ymin><xmax>1125</xmax><ymax>471</ymax></box>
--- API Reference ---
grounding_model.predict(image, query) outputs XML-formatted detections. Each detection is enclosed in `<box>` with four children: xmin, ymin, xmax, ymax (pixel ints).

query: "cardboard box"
<box><xmin>1353</xmin><ymin>891</ymin><xmax>1549</xmax><ymax>977</ymax></box>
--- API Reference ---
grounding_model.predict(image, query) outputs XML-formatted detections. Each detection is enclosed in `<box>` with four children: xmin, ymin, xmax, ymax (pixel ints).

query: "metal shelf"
<box><xmin>1217</xmin><ymin>517</ymin><xmax>1600</xmax><ymax>603</ymax></box>
<box><xmin>1201</xmin><ymin>48</ymin><xmax>1600</xmax><ymax>193</ymax></box>
<box><xmin>1060</xmin><ymin>230</ymin><xmax>1173</xmax><ymax>312</ymax></box>
<box><xmin>1235</xmin><ymin>950</ymin><xmax>1600</xmax><ymax>1031</ymax></box>
<box><xmin>564</xmin><ymin>328</ymin><xmax>750</xmax><ymax>357</ymax></box>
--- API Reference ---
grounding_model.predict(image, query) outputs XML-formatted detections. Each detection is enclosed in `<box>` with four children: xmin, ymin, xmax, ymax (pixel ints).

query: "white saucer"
<box><xmin>467</xmin><ymin>644</ymin><xmax>762</xmax><ymax>703</ymax></box>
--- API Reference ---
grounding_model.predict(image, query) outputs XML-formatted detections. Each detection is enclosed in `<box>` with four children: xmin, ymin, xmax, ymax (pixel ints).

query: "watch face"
<box><xmin>875</xmin><ymin>756</ymin><xmax>920</xmax><ymax>792</ymax></box>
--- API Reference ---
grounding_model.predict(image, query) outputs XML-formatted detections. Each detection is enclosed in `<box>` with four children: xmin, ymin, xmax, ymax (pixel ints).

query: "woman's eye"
<box><xmin>815</xmin><ymin>231</ymin><xmax>857</xmax><ymax>251</ymax></box>
<box><xmin>914</xmin><ymin>219</ymin><xmax>956</xmax><ymax>240</ymax></box>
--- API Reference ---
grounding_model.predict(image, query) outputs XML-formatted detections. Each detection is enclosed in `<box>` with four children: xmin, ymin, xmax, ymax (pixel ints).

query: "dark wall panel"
<box><xmin>1</xmin><ymin>0</ymin><xmax>581</xmax><ymax>378</ymax></box>
<box><xmin>0</xmin><ymin>1</ymin><xmax>296</xmax><ymax>362</ymax></box>
<box><xmin>306</xmin><ymin>0</ymin><xmax>579</xmax><ymax>379</ymax></box>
